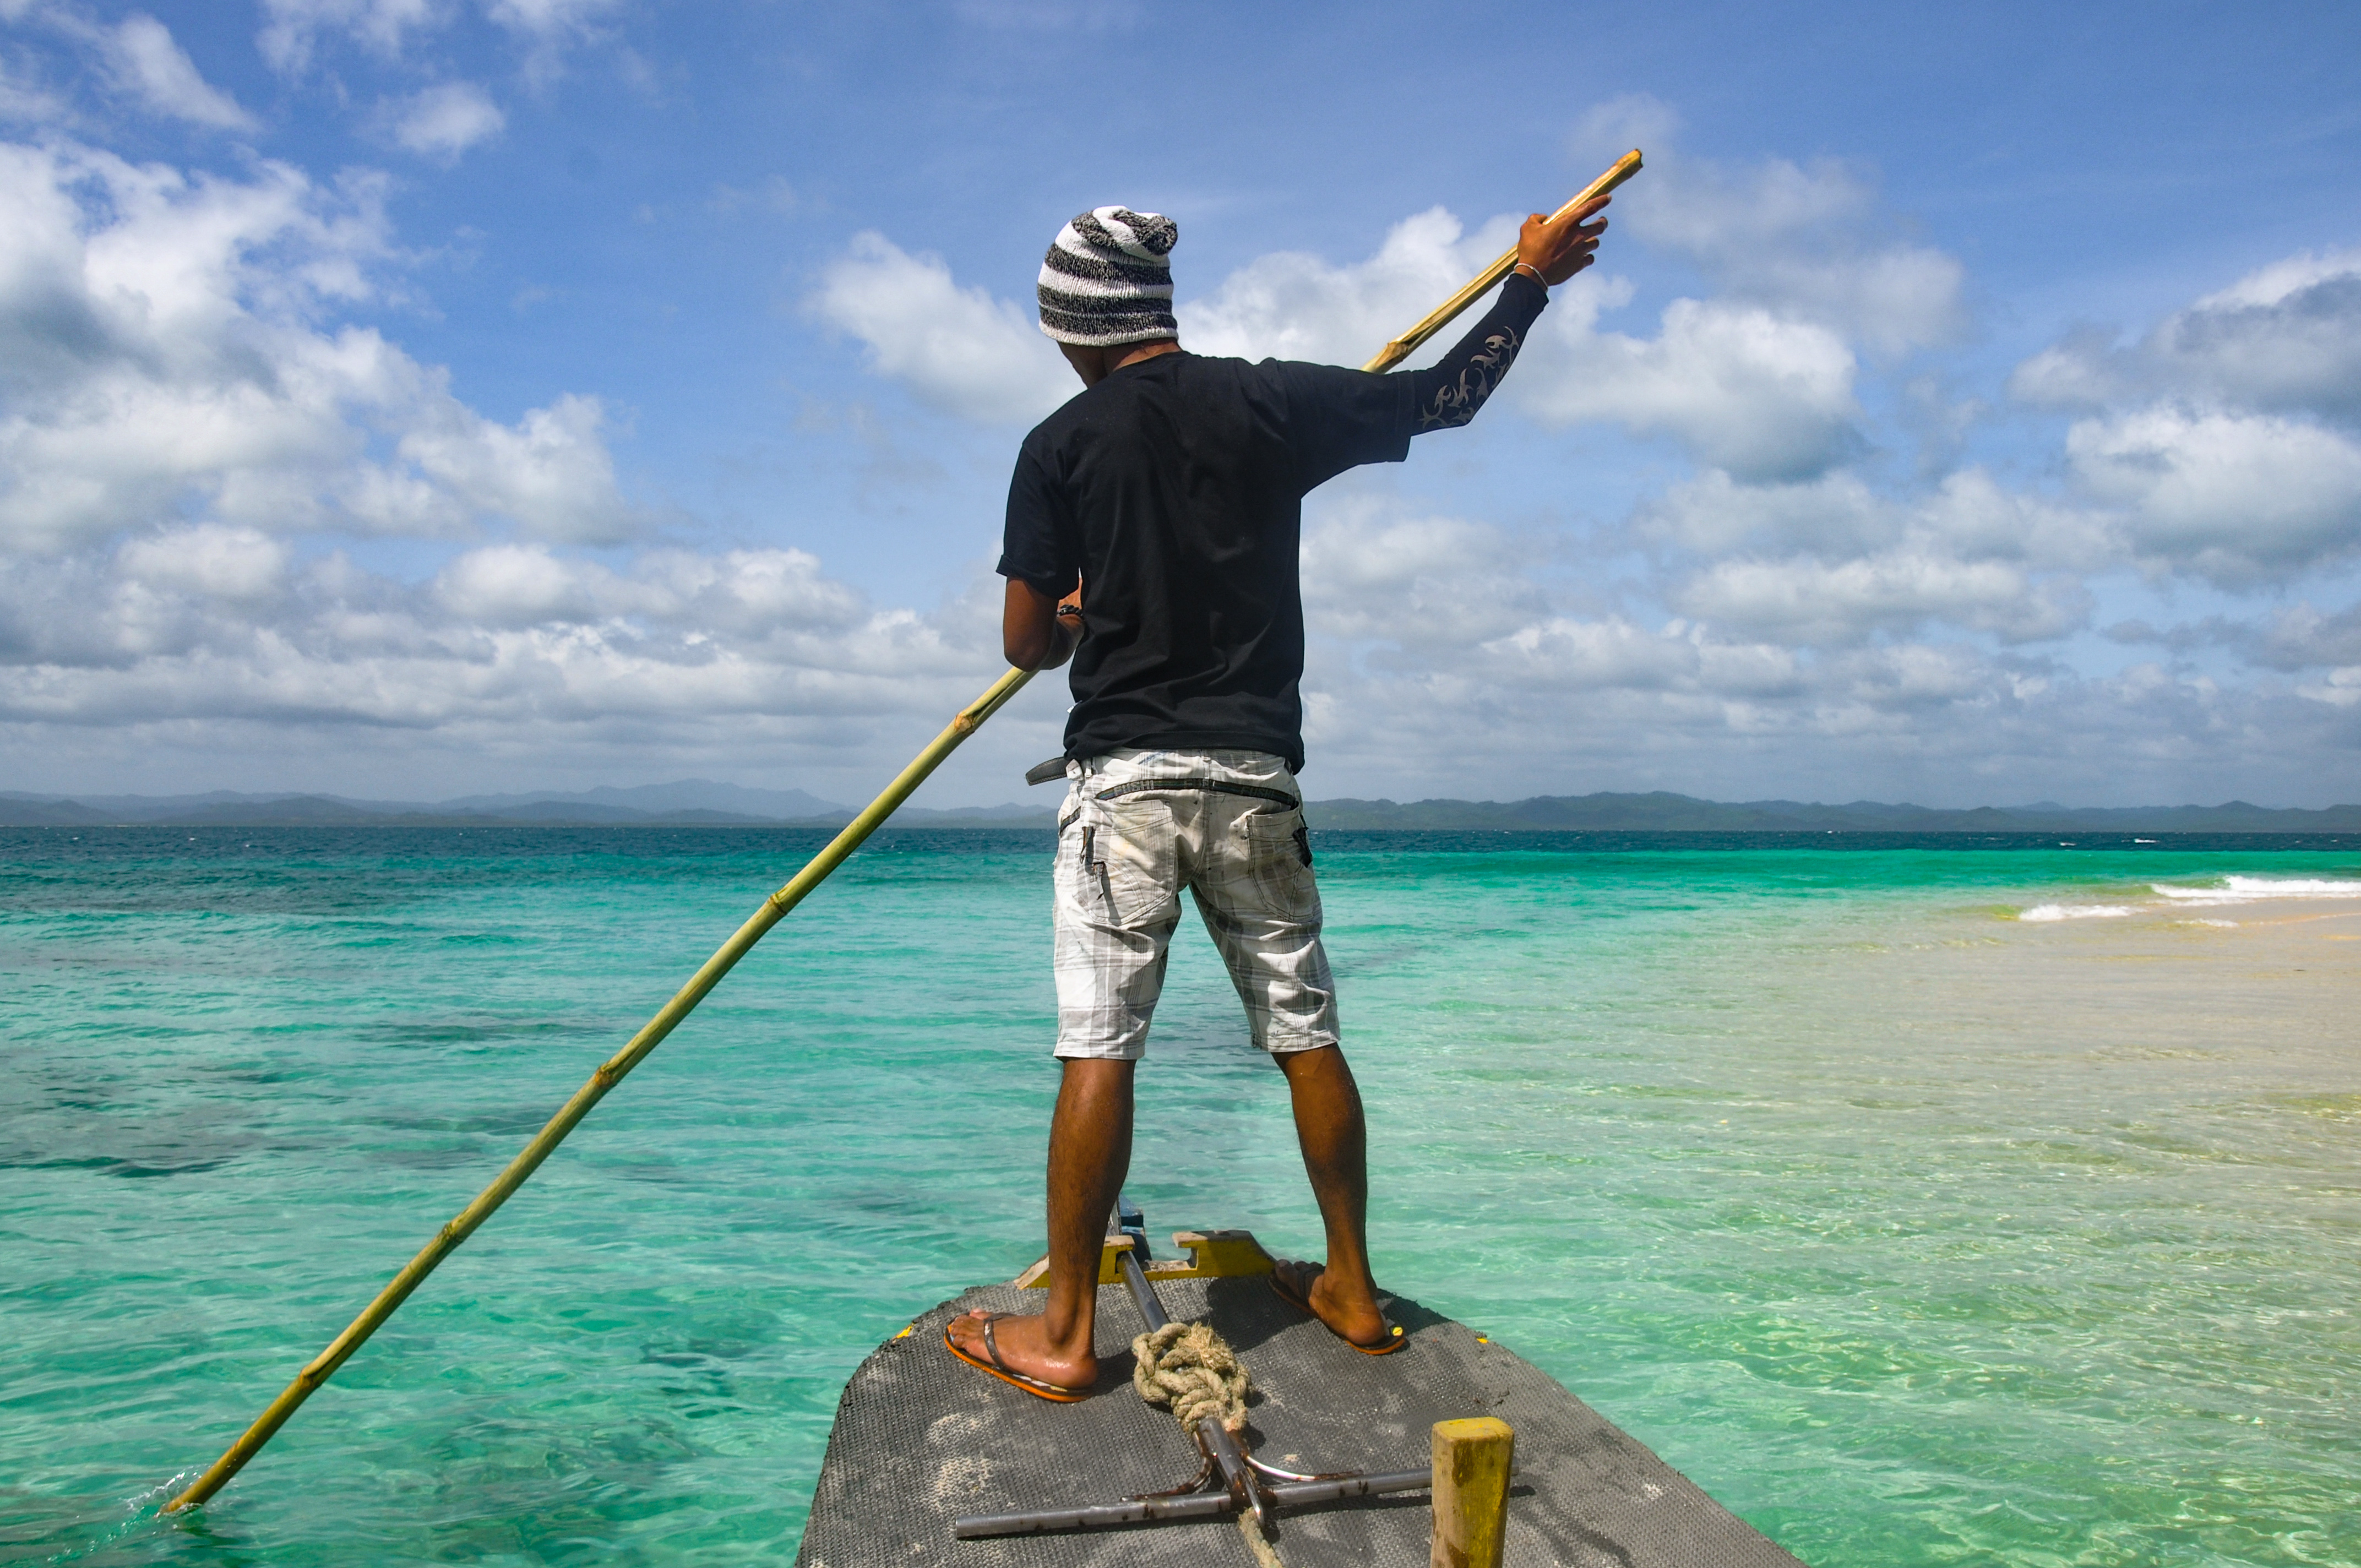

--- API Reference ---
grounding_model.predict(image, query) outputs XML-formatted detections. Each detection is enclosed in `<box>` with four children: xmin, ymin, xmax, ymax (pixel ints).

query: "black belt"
<box><xmin>1092</xmin><ymin>777</ymin><xmax>1300</xmax><ymax>810</ymax></box>
<box><xmin>1026</xmin><ymin>757</ymin><xmax>1301</xmax><ymax>814</ymax></box>
<box><xmin>1057</xmin><ymin>777</ymin><xmax>1302</xmax><ymax>831</ymax></box>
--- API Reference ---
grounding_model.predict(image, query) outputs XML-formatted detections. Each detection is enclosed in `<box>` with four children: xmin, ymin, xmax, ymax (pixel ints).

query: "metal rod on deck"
<box><xmin>1116</xmin><ymin>1244</ymin><xmax>1266</xmax><ymax>1529</ymax></box>
<box><xmin>954</xmin><ymin>1491</ymin><xmax>1234</xmax><ymax>1538</ymax></box>
<box><xmin>953</xmin><ymin>1471</ymin><xmax>1433</xmax><ymax>1539</ymax></box>
<box><xmin>1275</xmin><ymin>1471</ymin><xmax>1433</xmax><ymax>1504</ymax></box>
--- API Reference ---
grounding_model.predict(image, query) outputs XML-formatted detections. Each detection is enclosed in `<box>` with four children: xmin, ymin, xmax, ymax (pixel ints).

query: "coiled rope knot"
<box><xmin>1130</xmin><ymin>1321</ymin><xmax>1249</xmax><ymax>1439</ymax></box>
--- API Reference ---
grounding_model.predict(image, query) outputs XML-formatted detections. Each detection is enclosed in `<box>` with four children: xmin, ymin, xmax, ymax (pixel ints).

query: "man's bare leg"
<box><xmin>948</xmin><ymin>1057</ymin><xmax>1133</xmax><ymax>1389</ymax></box>
<box><xmin>1276</xmin><ymin>1044</ymin><xmax>1389</xmax><ymax>1345</ymax></box>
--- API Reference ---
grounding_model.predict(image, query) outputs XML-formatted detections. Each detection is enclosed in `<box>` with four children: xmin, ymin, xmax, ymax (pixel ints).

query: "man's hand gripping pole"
<box><xmin>1362</xmin><ymin>149</ymin><xmax>1642</xmax><ymax>373</ymax></box>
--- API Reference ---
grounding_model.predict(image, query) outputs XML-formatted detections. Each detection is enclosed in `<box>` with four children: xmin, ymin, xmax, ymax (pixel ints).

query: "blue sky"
<box><xmin>2</xmin><ymin>0</ymin><xmax>2357</xmax><ymax>807</ymax></box>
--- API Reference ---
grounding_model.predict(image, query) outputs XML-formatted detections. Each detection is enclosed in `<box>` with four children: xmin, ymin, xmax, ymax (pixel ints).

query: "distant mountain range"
<box><xmin>1301</xmin><ymin>792</ymin><xmax>2361</xmax><ymax>832</ymax></box>
<box><xmin>2</xmin><ymin>781</ymin><xmax>2356</xmax><ymax>832</ymax></box>
<box><xmin>0</xmin><ymin>778</ymin><xmax>891</xmax><ymax>827</ymax></box>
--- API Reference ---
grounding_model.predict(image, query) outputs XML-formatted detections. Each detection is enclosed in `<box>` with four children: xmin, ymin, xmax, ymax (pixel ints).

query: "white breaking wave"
<box><xmin>2019</xmin><ymin>903</ymin><xmax>2137</xmax><ymax>922</ymax></box>
<box><xmin>2151</xmin><ymin>876</ymin><xmax>2361</xmax><ymax>907</ymax></box>
<box><xmin>2017</xmin><ymin>874</ymin><xmax>2361</xmax><ymax>922</ymax></box>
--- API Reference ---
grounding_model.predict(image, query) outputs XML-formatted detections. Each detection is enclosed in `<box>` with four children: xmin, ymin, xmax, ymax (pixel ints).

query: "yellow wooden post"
<box><xmin>1430</xmin><ymin>1417</ymin><xmax>1515</xmax><ymax>1568</ymax></box>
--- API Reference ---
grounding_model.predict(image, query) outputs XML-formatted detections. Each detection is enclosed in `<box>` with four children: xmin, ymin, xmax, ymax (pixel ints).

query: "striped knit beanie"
<box><xmin>1037</xmin><ymin>206</ymin><xmax>1179</xmax><ymax>347</ymax></box>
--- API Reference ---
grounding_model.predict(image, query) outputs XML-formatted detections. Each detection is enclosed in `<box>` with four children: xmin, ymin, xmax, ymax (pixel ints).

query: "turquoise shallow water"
<box><xmin>2</xmin><ymin>826</ymin><xmax>2356</xmax><ymax>1567</ymax></box>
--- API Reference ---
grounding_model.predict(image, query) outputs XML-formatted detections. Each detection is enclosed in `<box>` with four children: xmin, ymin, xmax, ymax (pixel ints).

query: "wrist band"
<box><xmin>1513</xmin><ymin>262</ymin><xmax>1549</xmax><ymax>291</ymax></box>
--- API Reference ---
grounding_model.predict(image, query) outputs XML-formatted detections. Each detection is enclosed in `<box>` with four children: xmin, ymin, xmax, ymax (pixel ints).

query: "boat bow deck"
<box><xmin>795</xmin><ymin>1272</ymin><xmax>1804</xmax><ymax>1567</ymax></box>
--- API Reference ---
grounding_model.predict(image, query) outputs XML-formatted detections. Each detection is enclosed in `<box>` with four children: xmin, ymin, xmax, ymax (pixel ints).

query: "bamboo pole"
<box><xmin>1362</xmin><ymin>150</ymin><xmax>1642</xmax><ymax>374</ymax></box>
<box><xmin>162</xmin><ymin>153</ymin><xmax>1647</xmax><ymax>1515</ymax></box>
<box><xmin>161</xmin><ymin>665</ymin><xmax>1035</xmax><ymax>1513</ymax></box>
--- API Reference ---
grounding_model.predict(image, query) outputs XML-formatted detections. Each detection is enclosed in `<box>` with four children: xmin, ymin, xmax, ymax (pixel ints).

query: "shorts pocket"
<box><xmin>1244</xmin><ymin>808</ymin><xmax>1319</xmax><ymax>913</ymax></box>
<box><xmin>1074</xmin><ymin>796</ymin><xmax>1178</xmax><ymax>928</ymax></box>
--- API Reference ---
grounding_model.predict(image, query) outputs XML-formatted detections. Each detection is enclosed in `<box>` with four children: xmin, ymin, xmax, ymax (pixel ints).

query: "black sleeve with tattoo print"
<box><xmin>1406</xmin><ymin>270</ymin><xmax>1550</xmax><ymax>432</ymax></box>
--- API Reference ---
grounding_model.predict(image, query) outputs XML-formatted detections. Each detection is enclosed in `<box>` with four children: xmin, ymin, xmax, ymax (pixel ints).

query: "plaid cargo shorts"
<box><xmin>1052</xmin><ymin>748</ymin><xmax>1339</xmax><ymax>1060</ymax></box>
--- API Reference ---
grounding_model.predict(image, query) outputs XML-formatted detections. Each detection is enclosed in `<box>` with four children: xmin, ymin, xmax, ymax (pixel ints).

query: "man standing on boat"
<box><xmin>948</xmin><ymin>197</ymin><xmax>1609</xmax><ymax>1400</ymax></box>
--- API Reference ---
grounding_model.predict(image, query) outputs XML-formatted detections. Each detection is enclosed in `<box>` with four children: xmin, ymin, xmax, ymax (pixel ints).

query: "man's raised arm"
<box><xmin>1407</xmin><ymin>193</ymin><xmax>1611</xmax><ymax>432</ymax></box>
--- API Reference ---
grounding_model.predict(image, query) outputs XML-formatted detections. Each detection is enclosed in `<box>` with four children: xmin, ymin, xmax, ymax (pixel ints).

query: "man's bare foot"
<box><xmin>1271</xmin><ymin>1259</ymin><xmax>1391</xmax><ymax>1349</ymax></box>
<box><xmin>945</xmin><ymin>1307</ymin><xmax>1098</xmax><ymax>1392</ymax></box>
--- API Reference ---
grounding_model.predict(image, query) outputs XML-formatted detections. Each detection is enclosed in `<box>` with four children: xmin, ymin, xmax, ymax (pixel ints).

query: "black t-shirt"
<box><xmin>998</xmin><ymin>274</ymin><xmax>1547</xmax><ymax>771</ymax></box>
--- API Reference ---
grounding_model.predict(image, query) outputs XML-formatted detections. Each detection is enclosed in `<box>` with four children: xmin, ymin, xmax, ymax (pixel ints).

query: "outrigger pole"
<box><xmin>161</xmin><ymin>148</ymin><xmax>1642</xmax><ymax>1517</ymax></box>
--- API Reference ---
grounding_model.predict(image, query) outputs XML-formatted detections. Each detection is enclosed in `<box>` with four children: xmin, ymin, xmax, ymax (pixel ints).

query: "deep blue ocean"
<box><xmin>3</xmin><ymin>826</ymin><xmax>2355</xmax><ymax>1566</ymax></box>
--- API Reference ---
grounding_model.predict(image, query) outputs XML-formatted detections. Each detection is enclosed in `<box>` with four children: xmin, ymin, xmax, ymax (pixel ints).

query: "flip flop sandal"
<box><xmin>943</xmin><ymin>1313</ymin><xmax>1092</xmax><ymax>1402</ymax></box>
<box><xmin>1269</xmin><ymin>1260</ymin><xmax>1408</xmax><ymax>1355</ymax></box>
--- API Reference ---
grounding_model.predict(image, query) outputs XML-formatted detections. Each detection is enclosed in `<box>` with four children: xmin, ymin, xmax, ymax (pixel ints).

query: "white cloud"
<box><xmin>432</xmin><ymin>542</ymin><xmax>867</xmax><ymax>632</ymax></box>
<box><xmin>117</xmin><ymin>524</ymin><xmax>288</xmax><ymax>603</ymax></box>
<box><xmin>1179</xmin><ymin>206</ymin><xmax>1525</xmax><ymax>367</ymax></box>
<box><xmin>258</xmin><ymin>0</ymin><xmax>619</xmax><ymax>80</ymax></box>
<box><xmin>430</xmin><ymin>543</ymin><xmax>606</xmax><ymax>625</ymax></box>
<box><xmin>1288</xmin><ymin>585</ymin><xmax>2361</xmax><ymax>808</ymax></box>
<box><xmin>4</xmin><ymin>99</ymin><xmax>2354</xmax><ymax>810</ymax></box>
<box><xmin>0</xmin><ymin>46</ymin><xmax>69</xmax><ymax>126</ymax></box>
<box><xmin>99</xmin><ymin>13</ymin><xmax>257</xmax><ymax>131</ymax></box>
<box><xmin>1577</xmin><ymin>100</ymin><xmax>1965</xmax><ymax>357</ymax></box>
<box><xmin>1521</xmin><ymin>298</ymin><xmax>1862</xmax><ymax>481</ymax></box>
<box><xmin>1478</xmin><ymin>613</ymin><xmax>1785</xmax><ymax>696</ymax></box>
<box><xmin>2012</xmin><ymin>248</ymin><xmax>2361</xmax><ymax>421</ymax></box>
<box><xmin>487</xmin><ymin>0</ymin><xmax>625</xmax><ymax>83</ymax></box>
<box><xmin>0</xmin><ymin>534</ymin><xmax>1004</xmax><ymax>779</ymax></box>
<box><xmin>2298</xmin><ymin>666</ymin><xmax>2361</xmax><ymax>707</ymax></box>
<box><xmin>2008</xmin><ymin>330</ymin><xmax>2123</xmax><ymax>409</ymax></box>
<box><xmin>388</xmin><ymin>81</ymin><xmax>504</xmax><ymax>161</ymax></box>
<box><xmin>0</xmin><ymin>107</ymin><xmax>960</xmax><ymax>778</ymax></box>
<box><xmin>487</xmin><ymin>0</ymin><xmax>623</xmax><ymax>39</ymax></box>
<box><xmin>2166</xmin><ymin>251</ymin><xmax>2361</xmax><ymax>418</ymax></box>
<box><xmin>258</xmin><ymin>0</ymin><xmax>445</xmax><ymax>73</ymax></box>
<box><xmin>2254</xmin><ymin>601</ymin><xmax>2361</xmax><ymax>671</ymax></box>
<box><xmin>1632</xmin><ymin>158</ymin><xmax>1964</xmax><ymax>357</ymax></box>
<box><xmin>2068</xmin><ymin>407</ymin><xmax>2361</xmax><ymax>585</ymax></box>
<box><xmin>384</xmin><ymin>392</ymin><xmax>638</xmax><ymax>543</ymax></box>
<box><xmin>809</xmin><ymin>231</ymin><xmax>1073</xmax><ymax>423</ymax></box>
<box><xmin>0</xmin><ymin>137</ymin><xmax>639</xmax><ymax>551</ymax></box>
<box><xmin>1640</xmin><ymin>468</ymin><xmax>2108</xmax><ymax>573</ymax></box>
<box><xmin>952</xmin><ymin>0</ymin><xmax>1140</xmax><ymax>28</ymax></box>
<box><xmin>1301</xmin><ymin>503</ymin><xmax>1545</xmax><ymax>650</ymax></box>
<box><xmin>1640</xmin><ymin>470</ymin><xmax>1894</xmax><ymax>558</ymax></box>
<box><xmin>708</xmin><ymin>175</ymin><xmax>796</xmax><ymax>217</ymax></box>
<box><xmin>1913</xmin><ymin>469</ymin><xmax>2110</xmax><ymax>569</ymax></box>
<box><xmin>1673</xmin><ymin>551</ymin><xmax>2080</xmax><ymax>647</ymax></box>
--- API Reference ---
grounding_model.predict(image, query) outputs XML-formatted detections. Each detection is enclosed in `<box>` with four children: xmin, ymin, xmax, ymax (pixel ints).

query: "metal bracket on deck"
<box><xmin>1011</xmin><ymin>1221</ymin><xmax>1282</xmax><ymax>1291</ymax></box>
<box><xmin>953</xmin><ymin>1197</ymin><xmax>1429</xmax><ymax>1542</ymax></box>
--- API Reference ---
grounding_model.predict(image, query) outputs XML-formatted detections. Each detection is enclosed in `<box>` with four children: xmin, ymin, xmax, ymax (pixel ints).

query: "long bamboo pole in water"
<box><xmin>162</xmin><ymin>149</ymin><xmax>1644</xmax><ymax>1514</ymax></box>
<box><xmin>162</xmin><ymin>666</ymin><xmax>1035</xmax><ymax>1512</ymax></box>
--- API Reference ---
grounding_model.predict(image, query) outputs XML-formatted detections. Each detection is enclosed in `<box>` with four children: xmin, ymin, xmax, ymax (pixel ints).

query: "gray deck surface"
<box><xmin>795</xmin><ymin>1275</ymin><xmax>1806</xmax><ymax>1567</ymax></box>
